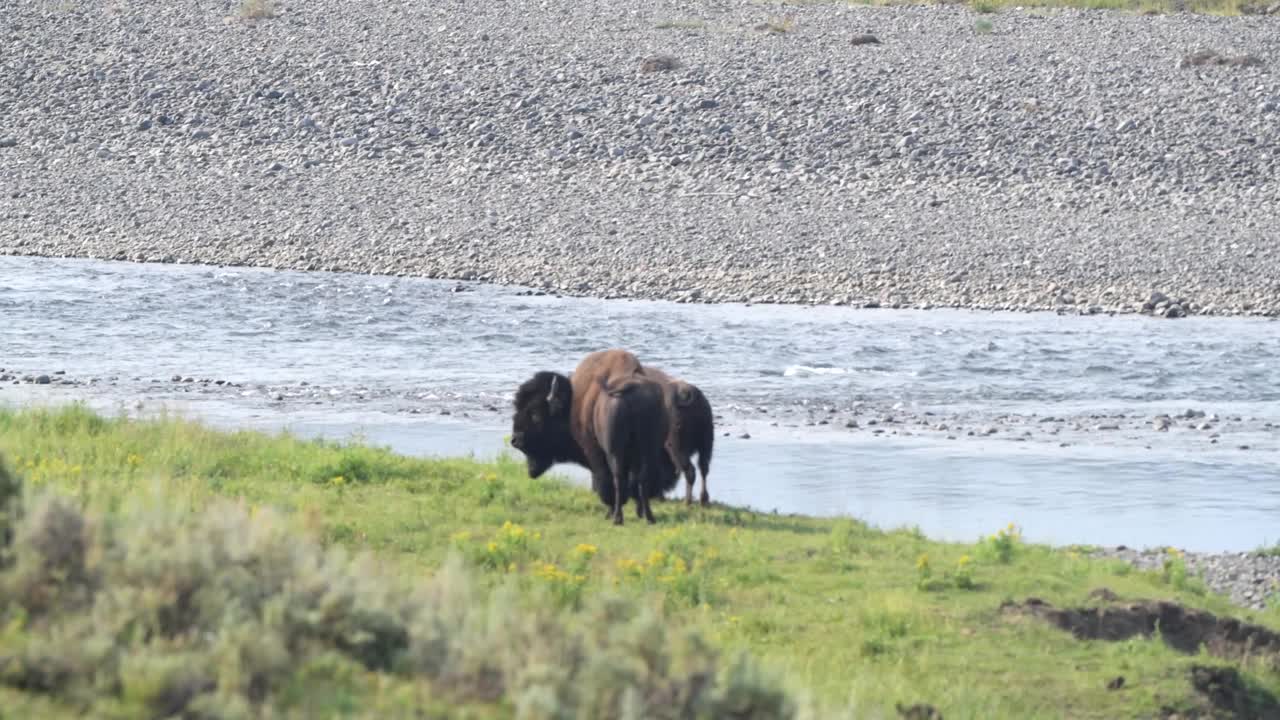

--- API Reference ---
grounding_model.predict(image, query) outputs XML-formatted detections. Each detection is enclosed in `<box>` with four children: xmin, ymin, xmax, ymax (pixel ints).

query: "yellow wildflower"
<box><xmin>647</xmin><ymin>550</ymin><xmax>666</xmax><ymax>568</ymax></box>
<box><xmin>916</xmin><ymin>554</ymin><xmax>930</xmax><ymax>570</ymax></box>
<box><xmin>487</xmin><ymin>542</ymin><xmax>498</xmax><ymax>553</ymax></box>
<box><xmin>575</xmin><ymin>543</ymin><xmax>598</xmax><ymax>557</ymax></box>
<box><xmin>957</xmin><ymin>555</ymin><xmax>971</xmax><ymax>567</ymax></box>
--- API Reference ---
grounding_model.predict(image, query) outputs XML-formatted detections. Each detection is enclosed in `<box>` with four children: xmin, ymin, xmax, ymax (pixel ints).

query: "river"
<box><xmin>2</xmin><ymin>255</ymin><xmax>1277</xmax><ymax>552</ymax></box>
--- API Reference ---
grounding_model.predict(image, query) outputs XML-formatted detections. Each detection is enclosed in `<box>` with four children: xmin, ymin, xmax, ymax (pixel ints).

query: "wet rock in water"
<box><xmin>34</xmin><ymin>375</ymin><xmax>51</xmax><ymax>384</ymax></box>
<box><xmin>1153</xmin><ymin>415</ymin><xmax>1173</xmax><ymax>431</ymax></box>
<box><xmin>739</xmin><ymin>432</ymin><xmax>751</xmax><ymax>439</ymax></box>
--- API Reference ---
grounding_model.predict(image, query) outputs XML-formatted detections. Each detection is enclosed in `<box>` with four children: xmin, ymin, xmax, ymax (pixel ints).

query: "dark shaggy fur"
<box><xmin>593</xmin><ymin>373</ymin><xmax>671</xmax><ymax>524</ymax></box>
<box><xmin>510</xmin><ymin>349</ymin><xmax>679</xmax><ymax>521</ymax></box>
<box><xmin>639</xmin><ymin>366</ymin><xmax>716</xmax><ymax>506</ymax></box>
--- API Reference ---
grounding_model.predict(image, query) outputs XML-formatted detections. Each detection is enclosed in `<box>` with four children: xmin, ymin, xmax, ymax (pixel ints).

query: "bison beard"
<box><xmin>510</xmin><ymin>349</ymin><xmax>680</xmax><ymax>520</ymax></box>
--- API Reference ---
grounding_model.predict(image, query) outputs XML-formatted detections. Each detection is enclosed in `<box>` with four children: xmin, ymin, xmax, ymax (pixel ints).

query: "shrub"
<box><xmin>980</xmin><ymin>523</ymin><xmax>1022</xmax><ymax>564</ymax></box>
<box><xmin>0</xmin><ymin>454</ymin><xmax>20</xmax><ymax>554</ymax></box>
<box><xmin>0</xmin><ymin>486</ymin><xmax>799</xmax><ymax>718</ymax></box>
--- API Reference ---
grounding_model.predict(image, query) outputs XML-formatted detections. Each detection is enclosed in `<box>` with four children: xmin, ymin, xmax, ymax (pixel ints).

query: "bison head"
<box><xmin>510</xmin><ymin>370</ymin><xmax>577</xmax><ymax>478</ymax></box>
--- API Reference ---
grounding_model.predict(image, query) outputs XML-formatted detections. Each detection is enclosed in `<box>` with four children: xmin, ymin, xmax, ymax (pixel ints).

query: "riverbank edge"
<box><xmin>1</xmin><ymin>397</ymin><xmax>1277</xmax><ymax>614</ymax></box>
<box><xmin>6</xmin><ymin>249</ymin><xmax>1279</xmax><ymax>321</ymax></box>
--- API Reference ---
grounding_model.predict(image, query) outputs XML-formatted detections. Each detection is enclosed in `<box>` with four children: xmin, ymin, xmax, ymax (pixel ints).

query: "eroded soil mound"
<box><xmin>1003</xmin><ymin>596</ymin><xmax>1280</xmax><ymax>666</ymax></box>
<box><xmin>1160</xmin><ymin>665</ymin><xmax>1280</xmax><ymax>720</ymax></box>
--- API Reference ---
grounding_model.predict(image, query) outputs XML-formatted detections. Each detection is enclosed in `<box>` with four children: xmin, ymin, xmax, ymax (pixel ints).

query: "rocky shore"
<box><xmin>2</xmin><ymin>0</ymin><xmax>1279</xmax><ymax>316</ymax></box>
<box><xmin>1092</xmin><ymin>546</ymin><xmax>1280</xmax><ymax>612</ymax></box>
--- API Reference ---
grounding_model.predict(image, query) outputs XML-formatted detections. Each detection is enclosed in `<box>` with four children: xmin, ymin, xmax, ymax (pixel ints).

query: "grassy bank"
<box><xmin>1</xmin><ymin>405</ymin><xmax>1278</xmax><ymax>719</ymax></box>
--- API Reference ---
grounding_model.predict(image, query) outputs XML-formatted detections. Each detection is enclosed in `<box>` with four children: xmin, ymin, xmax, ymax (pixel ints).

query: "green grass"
<box><xmin>1257</xmin><ymin>542</ymin><xmax>1280</xmax><ymax>558</ymax></box>
<box><xmin>1</xmin><ymin>403</ymin><xmax>1278</xmax><ymax>719</ymax></box>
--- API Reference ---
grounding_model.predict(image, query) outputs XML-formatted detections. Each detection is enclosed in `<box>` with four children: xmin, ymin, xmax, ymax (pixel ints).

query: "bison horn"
<box><xmin>546</xmin><ymin>375</ymin><xmax>565</xmax><ymax>416</ymax></box>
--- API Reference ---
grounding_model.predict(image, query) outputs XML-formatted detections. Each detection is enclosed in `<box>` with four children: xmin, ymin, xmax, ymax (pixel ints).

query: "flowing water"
<box><xmin>2</xmin><ymin>255</ymin><xmax>1278</xmax><ymax>551</ymax></box>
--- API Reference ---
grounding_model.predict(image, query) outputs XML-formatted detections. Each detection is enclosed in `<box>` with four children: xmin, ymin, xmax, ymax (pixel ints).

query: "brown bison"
<box><xmin>510</xmin><ymin>349</ymin><xmax>680</xmax><ymax>522</ymax></box>
<box><xmin>637</xmin><ymin>366</ymin><xmax>715</xmax><ymax>507</ymax></box>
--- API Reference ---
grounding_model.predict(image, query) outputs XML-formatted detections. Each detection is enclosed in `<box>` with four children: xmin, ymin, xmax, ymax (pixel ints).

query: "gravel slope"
<box><xmin>2</xmin><ymin>0</ymin><xmax>1278</xmax><ymax>315</ymax></box>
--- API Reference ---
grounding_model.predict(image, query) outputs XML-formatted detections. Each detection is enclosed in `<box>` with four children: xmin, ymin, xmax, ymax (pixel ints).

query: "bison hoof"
<box><xmin>700</xmin><ymin>492</ymin><xmax>710</xmax><ymax>507</ymax></box>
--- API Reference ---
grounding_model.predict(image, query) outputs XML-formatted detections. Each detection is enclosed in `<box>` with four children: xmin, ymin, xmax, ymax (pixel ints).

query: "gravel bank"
<box><xmin>2</xmin><ymin>0</ymin><xmax>1279</xmax><ymax>315</ymax></box>
<box><xmin>1093</xmin><ymin>546</ymin><xmax>1280</xmax><ymax>611</ymax></box>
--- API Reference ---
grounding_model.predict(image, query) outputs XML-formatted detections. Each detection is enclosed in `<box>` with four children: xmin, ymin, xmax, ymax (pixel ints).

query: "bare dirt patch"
<box><xmin>1002</xmin><ymin>597</ymin><xmax>1280</xmax><ymax>666</ymax></box>
<box><xmin>1159</xmin><ymin>665</ymin><xmax>1280</xmax><ymax>720</ymax></box>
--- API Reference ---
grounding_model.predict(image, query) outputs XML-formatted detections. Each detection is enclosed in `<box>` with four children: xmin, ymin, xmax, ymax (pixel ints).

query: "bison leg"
<box><xmin>606</xmin><ymin>456</ymin><xmax>625</xmax><ymax>526</ymax></box>
<box><xmin>697</xmin><ymin>454</ymin><xmax>711</xmax><ymax>507</ymax></box>
<box><xmin>681</xmin><ymin>458</ymin><xmax>697</xmax><ymax>506</ymax></box>
<box><xmin>639</xmin><ymin>468</ymin><xmax>656</xmax><ymax>524</ymax></box>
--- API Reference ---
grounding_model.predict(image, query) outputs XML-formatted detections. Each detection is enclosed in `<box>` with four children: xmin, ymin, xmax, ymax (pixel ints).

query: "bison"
<box><xmin>592</xmin><ymin>372</ymin><xmax>672</xmax><ymax>524</ymax></box>
<box><xmin>637</xmin><ymin>366</ymin><xmax>715</xmax><ymax>507</ymax></box>
<box><xmin>510</xmin><ymin>349</ymin><xmax>680</xmax><ymax>521</ymax></box>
